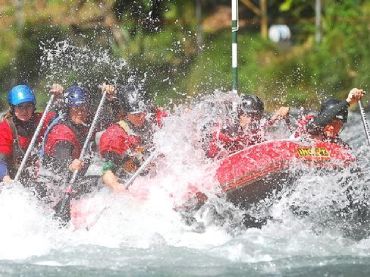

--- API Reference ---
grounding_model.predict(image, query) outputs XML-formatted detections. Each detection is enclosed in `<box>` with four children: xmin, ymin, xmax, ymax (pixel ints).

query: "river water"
<box><xmin>1</xmin><ymin>93</ymin><xmax>370</xmax><ymax>276</ymax></box>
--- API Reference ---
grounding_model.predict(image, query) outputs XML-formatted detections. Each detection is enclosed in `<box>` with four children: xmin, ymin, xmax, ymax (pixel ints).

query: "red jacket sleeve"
<box><xmin>0</xmin><ymin>112</ymin><xmax>57</xmax><ymax>158</ymax></box>
<box><xmin>0</xmin><ymin>120</ymin><xmax>13</xmax><ymax>157</ymax></box>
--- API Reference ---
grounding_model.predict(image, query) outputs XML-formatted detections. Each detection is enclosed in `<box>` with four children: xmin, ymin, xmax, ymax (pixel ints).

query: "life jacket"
<box><xmin>293</xmin><ymin>114</ymin><xmax>349</xmax><ymax>147</ymax></box>
<box><xmin>99</xmin><ymin>120</ymin><xmax>142</xmax><ymax>157</ymax></box>
<box><xmin>207</xmin><ymin>123</ymin><xmax>264</xmax><ymax>158</ymax></box>
<box><xmin>117</xmin><ymin>120</ymin><xmax>147</xmax><ymax>164</ymax></box>
<box><xmin>0</xmin><ymin>112</ymin><xmax>55</xmax><ymax>178</ymax></box>
<box><xmin>99</xmin><ymin>111</ymin><xmax>167</xmax><ymax>179</ymax></box>
<box><xmin>39</xmin><ymin>113</ymin><xmax>64</xmax><ymax>159</ymax></box>
<box><xmin>5</xmin><ymin>118</ymin><xmax>27</xmax><ymax>176</ymax></box>
<box><xmin>43</xmin><ymin>116</ymin><xmax>89</xmax><ymax>160</ymax></box>
<box><xmin>293</xmin><ymin>114</ymin><xmax>315</xmax><ymax>138</ymax></box>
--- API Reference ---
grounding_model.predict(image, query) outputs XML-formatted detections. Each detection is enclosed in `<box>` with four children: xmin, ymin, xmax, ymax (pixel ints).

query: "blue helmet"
<box><xmin>8</xmin><ymin>85</ymin><xmax>36</xmax><ymax>106</ymax></box>
<box><xmin>65</xmin><ymin>85</ymin><xmax>89</xmax><ymax>107</ymax></box>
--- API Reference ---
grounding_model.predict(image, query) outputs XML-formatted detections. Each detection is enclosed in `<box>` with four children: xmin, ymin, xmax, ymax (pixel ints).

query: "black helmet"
<box><xmin>238</xmin><ymin>94</ymin><xmax>264</xmax><ymax>117</ymax></box>
<box><xmin>117</xmin><ymin>84</ymin><xmax>147</xmax><ymax>114</ymax></box>
<box><xmin>319</xmin><ymin>99</ymin><xmax>348</xmax><ymax>122</ymax></box>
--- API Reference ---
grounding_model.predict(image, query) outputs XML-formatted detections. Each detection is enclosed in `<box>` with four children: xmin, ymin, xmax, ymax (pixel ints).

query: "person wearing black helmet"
<box><xmin>0</xmin><ymin>84</ymin><xmax>62</xmax><ymax>185</ymax></box>
<box><xmin>98</xmin><ymin>84</ymin><xmax>167</xmax><ymax>192</ymax></box>
<box><xmin>206</xmin><ymin>94</ymin><xmax>290</xmax><ymax>158</ymax></box>
<box><xmin>294</xmin><ymin>88</ymin><xmax>365</xmax><ymax>143</ymax></box>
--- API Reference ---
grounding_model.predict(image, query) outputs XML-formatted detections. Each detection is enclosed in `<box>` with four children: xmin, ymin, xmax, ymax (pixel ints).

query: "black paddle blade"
<box><xmin>53</xmin><ymin>193</ymin><xmax>72</xmax><ymax>225</ymax></box>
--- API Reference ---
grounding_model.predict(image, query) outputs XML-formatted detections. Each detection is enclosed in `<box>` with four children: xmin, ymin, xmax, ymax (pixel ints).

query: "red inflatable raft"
<box><xmin>216</xmin><ymin>139</ymin><xmax>356</xmax><ymax>208</ymax></box>
<box><xmin>70</xmin><ymin>139</ymin><xmax>356</xmax><ymax>229</ymax></box>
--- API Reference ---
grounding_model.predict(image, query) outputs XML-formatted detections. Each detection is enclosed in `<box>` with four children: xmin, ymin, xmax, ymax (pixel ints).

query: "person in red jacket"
<box><xmin>42</xmin><ymin>84</ymin><xmax>93</xmax><ymax>182</ymax></box>
<box><xmin>0</xmin><ymin>84</ymin><xmax>62</xmax><ymax>185</ymax></box>
<box><xmin>206</xmin><ymin>94</ymin><xmax>290</xmax><ymax>159</ymax></box>
<box><xmin>99</xmin><ymin>84</ymin><xmax>166</xmax><ymax>192</ymax></box>
<box><xmin>293</xmin><ymin>88</ymin><xmax>365</xmax><ymax>144</ymax></box>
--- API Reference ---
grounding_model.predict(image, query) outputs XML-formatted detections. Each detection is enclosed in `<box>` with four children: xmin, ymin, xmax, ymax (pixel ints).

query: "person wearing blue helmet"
<box><xmin>41</xmin><ymin>84</ymin><xmax>93</xmax><ymax>181</ymax></box>
<box><xmin>40</xmin><ymin>84</ymin><xmax>125</xmax><ymax>222</ymax></box>
<box><xmin>0</xmin><ymin>84</ymin><xmax>62</xmax><ymax>184</ymax></box>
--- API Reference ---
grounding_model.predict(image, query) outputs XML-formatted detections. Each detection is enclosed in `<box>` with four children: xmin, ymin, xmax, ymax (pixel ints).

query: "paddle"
<box><xmin>54</xmin><ymin>90</ymin><xmax>107</xmax><ymax>222</ymax></box>
<box><xmin>284</xmin><ymin>116</ymin><xmax>296</xmax><ymax>134</ymax></box>
<box><xmin>14</xmin><ymin>94</ymin><xmax>56</xmax><ymax>183</ymax></box>
<box><xmin>358</xmin><ymin>100</ymin><xmax>370</xmax><ymax>146</ymax></box>
<box><xmin>125</xmin><ymin>150</ymin><xmax>158</xmax><ymax>189</ymax></box>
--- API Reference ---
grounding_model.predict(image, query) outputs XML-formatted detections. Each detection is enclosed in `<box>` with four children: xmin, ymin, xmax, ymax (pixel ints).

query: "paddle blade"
<box><xmin>53</xmin><ymin>193</ymin><xmax>72</xmax><ymax>225</ymax></box>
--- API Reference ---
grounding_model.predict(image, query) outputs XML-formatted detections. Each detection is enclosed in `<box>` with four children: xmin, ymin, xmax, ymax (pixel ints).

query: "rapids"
<box><xmin>1</xmin><ymin>42</ymin><xmax>370</xmax><ymax>276</ymax></box>
<box><xmin>1</xmin><ymin>99</ymin><xmax>370</xmax><ymax>276</ymax></box>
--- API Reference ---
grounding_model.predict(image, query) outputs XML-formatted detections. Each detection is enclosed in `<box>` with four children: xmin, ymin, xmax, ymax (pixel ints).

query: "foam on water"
<box><xmin>2</xmin><ymin>42</ymin><xmax>370</xmax><ymax>274</ymax></box>
<box><xmin>1</xmin><ymin>103</ymin><xmax>369</xmax><ymax>264</ymax></box>
<box><xmin>0</xmin><ymin>184</ymin><xmax>59</xmax><ymax>260</ymax></box>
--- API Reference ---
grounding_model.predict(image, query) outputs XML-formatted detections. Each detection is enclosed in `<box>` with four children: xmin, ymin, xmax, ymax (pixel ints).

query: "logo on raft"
<box><xmin>296</xmin><ymin>147</ymin><xmax>330</xmax><ymax>158</ymax></box>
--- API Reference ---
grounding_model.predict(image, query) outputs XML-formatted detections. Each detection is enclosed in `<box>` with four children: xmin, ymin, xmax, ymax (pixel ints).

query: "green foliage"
<box><xmin>280</xmin><ymin>0</ymin><xmax>293</xmax><ymax>12</ymax></box>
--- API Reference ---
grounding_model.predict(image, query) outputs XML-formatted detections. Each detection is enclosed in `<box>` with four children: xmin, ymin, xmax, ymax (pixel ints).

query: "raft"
<box><xmin>70</xmin><ymin>139</ymin><xmax>357</xmax><ymax>229</ymax></box>
<box><xmin>216</xmin><ymin>139</ymin><xmax>356</xmax><ymax>209</ymax></box>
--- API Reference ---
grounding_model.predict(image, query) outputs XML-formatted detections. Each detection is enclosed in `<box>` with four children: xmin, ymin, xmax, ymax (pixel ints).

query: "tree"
<box><xmin>240</xmin><ymin>0</ymin><xmax>268</xmax><ymax>38</ymax></box>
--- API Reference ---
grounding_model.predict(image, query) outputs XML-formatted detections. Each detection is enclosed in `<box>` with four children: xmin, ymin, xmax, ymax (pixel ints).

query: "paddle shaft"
<box><xmin>55</xmin><ymin>92</ymin><xmax>107</xmax><ymax>217</ymax></box>
<box><xmin>69</xmin><ymin>91</ymin><xmax>107</xmax><ymax>184</ymax></box>
<box><xmin>284</xmin><ymin>117</ymin><xmax>295</xmax><ymax>133</ymax></box>
<box><xmin>125</xmin><ymin>150</ymin><xmax>157</xmax><ymax>189</ymax></box>
<box><xmin>358</xmin><ymin>100</ymin><xmax>370</xmax><ymax>146</ymax></box>
<box><xmin>14</xmin><ymin>94</ymin><xmax>55</xmax><ymax>182</ymax></box>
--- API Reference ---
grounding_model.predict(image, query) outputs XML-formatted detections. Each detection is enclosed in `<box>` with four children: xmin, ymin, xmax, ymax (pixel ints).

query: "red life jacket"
<box><xmin>99</xmin><ymin>122</ymin><xmax>141</xmax><ymax>157</ymax></box>
<box><xmin>207</xmin><ymin>127</ymin><xmax>264</xmax><ymax>158</ymax></box>
<box><xmin>293</xmin><ymin>114</ymin><xmax>348</xmax><ymax>147</ymax></box>
<box><xmin>293</xmin><ymin>114</ymin><xmax>315</xmax><ymax>138</ymax></box>
<box><xmin>44</xmin><ymin>120</ymin><xmax>89</xmax><ymax>160</ymax></box>
<box><xmin>0</xmin><ymin>111</ymin><xmax>55</xmax><ymax>172</ymax></box>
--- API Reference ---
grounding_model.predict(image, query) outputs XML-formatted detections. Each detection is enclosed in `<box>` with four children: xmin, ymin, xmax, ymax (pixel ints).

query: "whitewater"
<box><xmin>1</xmin><ymin>100</ymin><xmax>370</xmax><ymax>276</ymax></box>
<box><xmin>1</xmin><ymin>42</ymin><xmax>370</xmax><ymax>276</ymax></box>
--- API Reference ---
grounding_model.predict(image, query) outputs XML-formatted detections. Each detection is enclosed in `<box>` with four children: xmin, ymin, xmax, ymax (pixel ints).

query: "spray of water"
<box><xmin>2</xmin><ymin>43</ymin><xmax>370</xmax><ymax>271</ymax></box>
